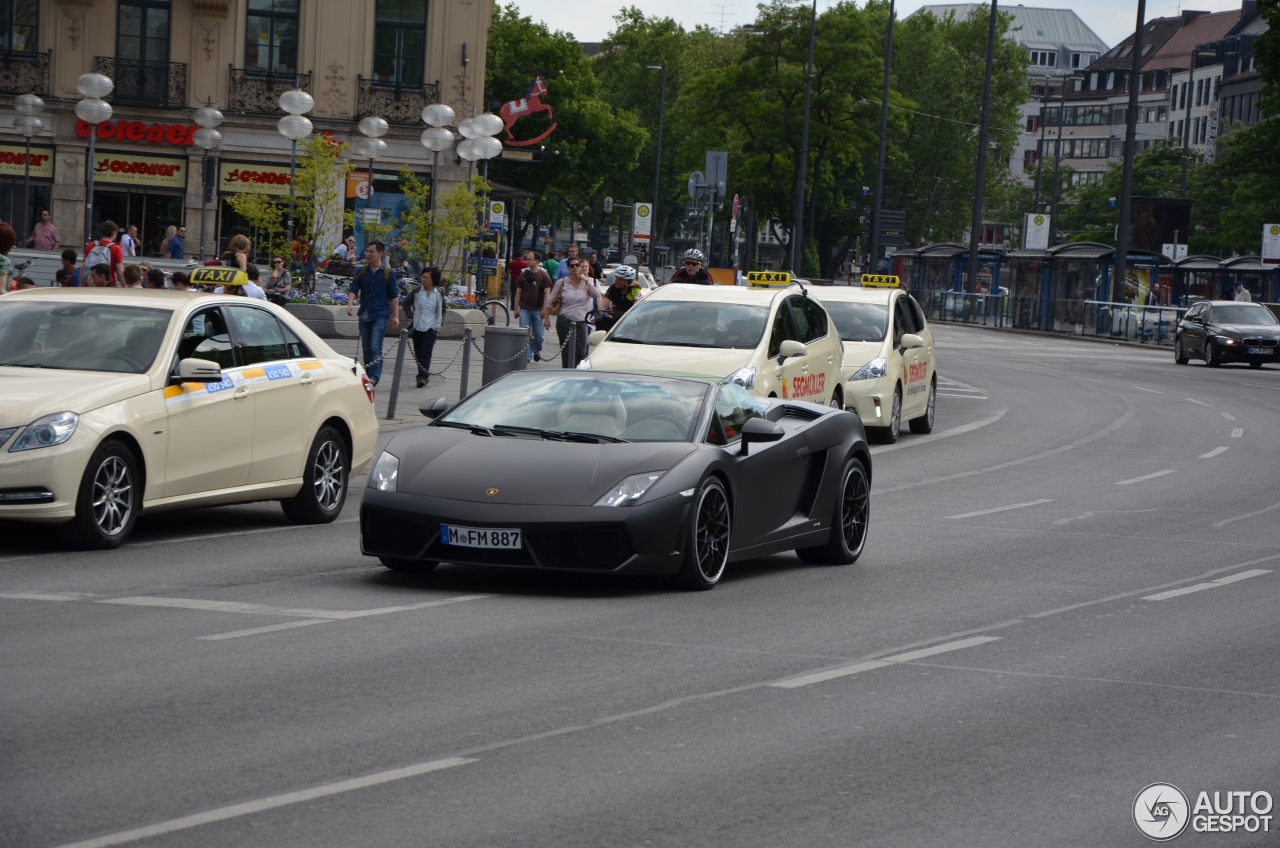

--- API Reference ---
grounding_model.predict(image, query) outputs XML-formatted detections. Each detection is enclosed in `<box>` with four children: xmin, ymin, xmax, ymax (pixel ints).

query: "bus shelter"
<box><xmin>1005</xmin><ymin>248</ymin><xmax>1050</xmax><ymax>330</ymax></box>
<box><xmin>904</xmin><ymin>243</ymin><xmax>1008</xmax><ymax>325</ymax></box>
<box><xmin>1221</xmin><ymin>256</ymin><xmax>1278</xmax><ymax>303</ymax></box>
<box><xmin>1171</xmin><ymin>255</ymin><xmax>1224</xmax><ymax>304</ymax></box>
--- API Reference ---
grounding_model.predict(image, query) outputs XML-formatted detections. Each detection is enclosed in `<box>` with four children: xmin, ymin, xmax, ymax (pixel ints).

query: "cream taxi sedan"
<box><xmin>0</xmin><ymin>287</ymin><xmax>379</xmax><ymax>548</ymax></box>
<box><xmin>581</xmin><ymin>277</ymin><xmax>845</xmax><ymax>408</ymax></box>
<box><xmin>808</xmin><ymin>277</ymin><xmax>938</xmax><ymax>443</ymax></box>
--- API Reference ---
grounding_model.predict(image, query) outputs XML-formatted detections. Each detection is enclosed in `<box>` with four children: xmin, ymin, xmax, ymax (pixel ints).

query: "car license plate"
<box><xmin>1247</xmin><ymin>347</ymin><xmax>1270</xmax><ymax>355</ymax></box>
<box><xmin>440</xmin><ymin>524</ymin><xmax>522</xmax><ymax>549</ymax></box>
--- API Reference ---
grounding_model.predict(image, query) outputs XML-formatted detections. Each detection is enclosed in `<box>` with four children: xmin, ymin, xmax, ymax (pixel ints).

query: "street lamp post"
<box><xmin>791</xmin><ymin>0</ymin><xmax>818</xmax><ymax>276</ymax></box>
<box><xmin>646</xmin><ymin>64</ymin><xmax>666</xmax><ymax>278</ymax></box>
<box><xmin>1031</xmin><ymin>78</ymin><xmax>1049</xmax><ymax>211</ymax></box>
<box><xmin>75</xmin><ymin>73</ymin><xmax>114</xmax><ymax>246</ymax></box>
<box><xmin>1047</xmin><ymin>74</ymin><xmax>1084</xmax><ymax>247</ymax></box>
<box><xmin>1180</xmin><ymin>48</ymin><xmax>1215</xmax><ymax>197</ymax></box>
<box><xmin>277</xmin><ymin>89</ymin><xmax>314</xmax><ymax>252</ymax></box>
<box><xmin>868</xmin><ymin>0</ymin><xmax>895</xmax><ymax>274</ymax></box>
<box><xmin>192</xmin><ymin>100</ymin><xmax>223</xmax><ymax>261</ymax></box>
<box><xmin>13</xmin><ymin>94</ymin><xmax>44</xmax><ymax>246</ymax></box>
<box><xmin>355</xmin><ymin>116</ymin><xmax>390</xmax><ymax>248</ymax></box>
<box><xmin>965</xmin><ymin>0</ymin><xmax>998</xmax><ymax>295</ymax></box>
<box><xmin>419</xmin><ymin>106</ymin><xmax>502</xmax><ymax>276</ymax></box>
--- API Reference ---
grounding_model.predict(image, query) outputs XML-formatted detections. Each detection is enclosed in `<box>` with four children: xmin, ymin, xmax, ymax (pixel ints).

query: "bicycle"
<box><xmin>446</xmin><ymin>282</ymin><xmax>510</xmax><ymax>327</ymax></box>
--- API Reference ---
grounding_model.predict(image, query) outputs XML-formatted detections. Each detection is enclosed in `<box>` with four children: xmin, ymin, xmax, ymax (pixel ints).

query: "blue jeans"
<box><xmin>519</xmin><ymin>308</ymin><xmax>544</xmax><ymax>361</ymax></box>
<box><xmin>358</xmin><ymin>314</ymin><xmax>389</xmax><ymax>384</ymax></box>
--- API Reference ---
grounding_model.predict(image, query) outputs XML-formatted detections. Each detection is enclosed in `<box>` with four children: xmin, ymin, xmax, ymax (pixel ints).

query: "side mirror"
<box><xmin>778</xmin><ymin>339</ymin><xmax>806</xmax><ymax>360</ymax></box>
<box><xmin>173</xmin><ymin>357</ymin><xmax>222</xmax><ymax>383</ymax></box>
<box><xmin>588</xmin><ymin>329</ymin><xmax>607</xmax><ymax>346</ymax></box>
<box><xmin>420</xmin><ymin>397</ymin><xmax>450</xmax><ymax>419</ymax></box>
<box><xmin>739</xmin><ymin>417</ymin><xmax>785</xmax><ymax>455</ymax></box>
<box><xmin>900</xmin><ymin>333</ymin><xmax>925</xmax><ymax>350</ymax></box>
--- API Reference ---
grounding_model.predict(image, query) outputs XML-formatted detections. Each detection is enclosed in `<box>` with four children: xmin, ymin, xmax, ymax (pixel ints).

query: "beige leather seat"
<box><xmin>558</xmin><ymin>396</ymin><xmax>626</xmax><ymax>436</ymax></box>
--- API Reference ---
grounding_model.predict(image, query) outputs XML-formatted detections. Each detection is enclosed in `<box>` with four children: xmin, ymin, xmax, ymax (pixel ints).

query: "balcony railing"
<box><xmin>356</xmin><ymin>76</ymin><xmax>441</xmax><ymax>124</ymax></box>
<box><xmin>95</xmin><ymin>56</ymin><xmax>188</xmax><ymax>108</ymax></box>
<box><xmin>0</xmin><ymin>50</ymin><xmax>50</xmax><ymax>96</ymax></box>
<box><xmin>228</xmin><ymin>67</ymin><xmax>312</xmax><ymax>115</ymax></box>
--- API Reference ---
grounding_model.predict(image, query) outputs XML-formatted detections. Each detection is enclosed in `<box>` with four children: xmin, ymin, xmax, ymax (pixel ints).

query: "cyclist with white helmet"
<box><xmin>596</xmin><ymin>264</ymin><xmax>642</xmax><ymax>331</ymax></box>
<box><xmin>669</xmin><ymin>248</ymin><xmax>713</xmax><ymax>284</ymax></box>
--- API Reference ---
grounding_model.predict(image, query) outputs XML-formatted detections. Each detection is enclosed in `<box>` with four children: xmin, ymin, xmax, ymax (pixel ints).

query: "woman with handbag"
<box><xmin>542</xmin><ymin>256</ymin><xmax>600</xmax><ymax>368</ymax></box>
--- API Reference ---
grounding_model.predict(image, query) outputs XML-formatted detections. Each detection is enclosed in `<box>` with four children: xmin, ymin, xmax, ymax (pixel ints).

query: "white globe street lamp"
<box><xmin>14</xmin><ymin>94</ymin><xmax>45</xmax><ymax>246</ymax></box>
<box><xmin>192</xmin><ymin>100</ymin><xmax>224</xmax><ymax>260</ymax></box>
<box><xmin>76</xmin><ymin>73</ymin><xmax>114</xmax><ymax>245</ymax></box>
<box><xmin>277</xmin><ymin>89</ymin><xmax>314</xmax><ymax>252</ymax></box>
<box><xmin>355</xmin><ymin>117</ymin><xmax>390</xmax><ymax>248</ymax></box>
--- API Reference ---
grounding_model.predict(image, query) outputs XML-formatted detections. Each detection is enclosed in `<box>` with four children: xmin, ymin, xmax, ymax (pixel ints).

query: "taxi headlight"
<box><xmin>727</xmin><ymin>366</ymin><xmax>756</xmax><ymax>389</ymax></box>
<box><xmin>10</xmin><ymin>412</ymin><xmax>79</xmax><ymax>452</ymax></box>
<box><xmin>370</xmin><ymin>450</ymin><xmax>399</xmax><ymax>491</ymax></box>
<box><xmin>595</xmin><ymin>471</ymin><xmax>664</xmax><ymax>507</ymax></box>
<box><xmin>849</xmin><ymin>357</ymin><xmax>888</xmax><ymax>381</ymax></box>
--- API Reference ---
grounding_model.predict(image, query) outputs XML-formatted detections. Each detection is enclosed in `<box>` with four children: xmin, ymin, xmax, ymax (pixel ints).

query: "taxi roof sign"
<box><xmin>190</xmin><ymin>266</ymin><xmax>249</xmax><ymax>288</ymax></box>
<box><xmin>746</xmin><ymin>270</ymin><xmax>792</xmax><ymax>286</ymax></box>
<box><xmin>859</xmin><ymin>273</ymin><xmax>901</xmax><ymax>287</ymax></box>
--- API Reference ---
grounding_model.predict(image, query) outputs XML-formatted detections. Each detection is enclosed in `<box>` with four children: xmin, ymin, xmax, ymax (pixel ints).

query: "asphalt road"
<box><xmin>3</xmin><ymin>325</ymin><xmax>1279</xmax><ymax>848</ymax></box>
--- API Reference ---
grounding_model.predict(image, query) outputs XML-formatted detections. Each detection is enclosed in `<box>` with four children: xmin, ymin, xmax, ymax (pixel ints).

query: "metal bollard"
<box><xmin>459</xmin><ymin>326</ymin><xmax>472</xmax><ymax>399</ymax></box>
<box><xmin>385</xmin><ymin>328</ymin><xmax>409</xmax><ymax>420</ymax></box>
<box><xmin>481</xmin><ymin>325</ymin><xmax>529</xmax><ymax>385</ymax></box>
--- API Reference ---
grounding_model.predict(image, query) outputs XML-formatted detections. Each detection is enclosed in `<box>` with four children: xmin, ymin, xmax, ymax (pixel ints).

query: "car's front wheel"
<box><xmin>282</xmin><ymin>425</ymin><xmax>349</xmax><ymax>523</ymax></box>
<box><xmin>869</xmin><ymin>387</ymin><xmax>901</xmax><ymax>444</ymax></box>
<box><xmin>1204</xmin><ymin>340</ymin><xmax>1220</xmax><ymax>367</ymax></box>
<box><xmin>65</xmin><ymin>440</ymin><xmax>140</xmax><ymax>550</ymax></box>
<box><xmin>675</xmin><ymin>478</ymin><xmax>730</xmax><ymax>591</ymax></box>
<box><xmin>909</xmin><ymin>378</ymin><xmax>936</xmax><ymax>434</ymax></box>
<box><xmin>796</xmin><ymin>455</ymin><xmax>870</xmax><ymax>565</ymax></box>
<box><xmin>1173</xmin><ymin>337</ymin><xmax>1188</xmax><ymax>365</ymax></box>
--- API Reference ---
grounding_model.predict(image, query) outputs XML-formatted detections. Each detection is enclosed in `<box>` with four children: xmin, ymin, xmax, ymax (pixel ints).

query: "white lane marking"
<box><xmin>873</xmin><ymin>409</ymin><xmax>1007</xmax><ymax>454</ymax></box>
<box><xmin>1115</xmin><ymin>469</ymin><xmax>1176</xmax><ymax>485</ymax></box>
<box><xmin>1213</xmin><ymin>502</ymin><xmax>1280</xmax><ymax>528</ymax></box>
<box><xmin>0</xmin><ymin>591</ymin><xmax>101</xmax><ymax>602</ymax></box>
<box><xmin>1231</xmin><ymin>428</ymin><xmax>1243</xmax><ymax>438</ymax></box>
<box><xmin>98</xmin><ymin>594</ymin><xmax>493</xmax><ymax>620</ymax></box>
<box><xmin>937</xmin><ymin>376</ymin><xmax>985</xmax><ymax>392</ymax></box>
<box><xmin>1221</xmin><ymin>412</ymin><xmax>1237</xmax><ymax>421</ymax></box>
<box><xmin>946</xmin><ymin>499</ymin><xmax>1053</xmax><ymax>520</ymax></box>
<box><xmin>770</xmin><ymin>636</ymin><xmax>1002</xmax><ymax>689</ymax></box>
<box><xmin>198</xmin><ymin>619</ymin><xmax>334</xmax><ymax>640</ymax></box>
<box><xmin>127</xmin><ymin>517</ymin><xmax>360</xmax><ymax>548</ymax></box>
<box><xmin>50</xmin><ymin>757</ymin><xmax>477</xmax><ymax>848</ymax></box>
<box><xmin>937</xmin><ymin>394</ymin><xmax>988</xmax><ymax>400</ymax></box>
<box><xmin>1133</xmin><ymin>386</ymin><xmax>1163</xmax><ymax>394</ymax></box>
<box><xmin>1142</xmin><ymin>569</ymin><xmax>1271</xmax><ymax>601</ymax></box>
<box><xmin>1184</xmin><ymin>397</ymin><xmax>1211</xmax><ymax>407</ymax></box>
<box><xmin>1200</xmin><ymin>447</ymin><xmax>1230</xmax><ymax>459</ymax></box>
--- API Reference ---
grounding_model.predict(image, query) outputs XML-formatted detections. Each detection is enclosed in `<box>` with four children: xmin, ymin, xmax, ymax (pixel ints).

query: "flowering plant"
<box><xmin>285</xmin><ymin>292</ymin><xmax>349</xmax><ymax>306</ymax></box>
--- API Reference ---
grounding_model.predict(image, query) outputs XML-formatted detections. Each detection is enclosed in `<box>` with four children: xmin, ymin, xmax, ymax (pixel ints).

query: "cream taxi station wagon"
<box><xmin>0</xmin><ymin>285</ymin><xmax>379</xmax><ymax>548</ymax></box>
<box><xmin>808</xmin><ymin>275</ymin><xmax>938</xmax><ymax>443</ymax></box>
<box><xmin>581</xmin><ymin>275</ymin><xmax>846</xmax><ymax>409</ymax></box>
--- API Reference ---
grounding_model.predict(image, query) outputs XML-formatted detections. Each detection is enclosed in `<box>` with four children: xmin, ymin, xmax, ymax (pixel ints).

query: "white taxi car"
<box><xmin>0</xmin><ymin>285</ymin><xmax>379</xmax><ymax>548</ymax></box>
<box><xmin>581</xmin><ymin>275</ymin><xmax>845</xmax><ymax>408</ymax></box>
<box><xmin>808</xmin><ymin>275</ymin><xmax>938</xmax><ymax>443</ymax></box>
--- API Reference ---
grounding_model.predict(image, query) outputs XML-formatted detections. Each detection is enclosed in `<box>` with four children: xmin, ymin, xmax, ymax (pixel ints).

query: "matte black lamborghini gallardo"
<box><xmin>360</xmin><ymin>370</ymin><xmax>871</xmax><ymax>590</ymax></box>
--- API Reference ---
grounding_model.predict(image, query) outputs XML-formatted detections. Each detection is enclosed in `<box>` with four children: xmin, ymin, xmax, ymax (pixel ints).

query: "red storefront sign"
<box><xmin>0</xmin><ymin>144</ymin><xmax>54</xmax><ymax>178</ymax></box>
<box><xmin>76</xmin><ymin>119</ymin><xmax>198</xmax><ymax>147</ymax></box>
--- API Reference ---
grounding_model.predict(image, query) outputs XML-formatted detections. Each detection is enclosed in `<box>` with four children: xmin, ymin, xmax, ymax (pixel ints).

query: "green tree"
<box><xmin>396</xmin><ymin>172</ymin><xmax>487</xmax><ymax>286</ymax></box>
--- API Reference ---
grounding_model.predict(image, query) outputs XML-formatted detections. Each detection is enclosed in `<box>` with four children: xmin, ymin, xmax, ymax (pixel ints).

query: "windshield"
<box><xmin>823</xmin><ymin>301</ymin><xmax>889</xmax><ymax>342</ymax></box>
<box><xmin>1211</xmin><ymin>304</ymin><xmax>1278</xmax><ymax>325</ymax></box>
<box><xmin>0</xmin><ymin>300</ymin><xmax>172</xmax><ymax>373</ymax></box>
<box><xmin>439</xmin><ymin>371</ymin><xmax>711</xmax><ymax>442</ymax></box>
<box><xmin>607</xmin><ymin>299</ymin><xmax>768</xmax><ymax>349</ymax></box>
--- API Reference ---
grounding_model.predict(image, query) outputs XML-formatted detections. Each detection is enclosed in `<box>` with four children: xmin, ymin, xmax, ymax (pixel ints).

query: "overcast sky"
<box><xmin>512</xmin><ymin>0</ymin><xmax>1248</xmax><ymax>53</ymax></box>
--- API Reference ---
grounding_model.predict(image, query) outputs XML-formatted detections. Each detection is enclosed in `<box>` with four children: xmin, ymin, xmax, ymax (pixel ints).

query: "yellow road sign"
<box><xmin>859</xmin><ymin>273</ymin><xmax>901</xmax><ymax>287</ymax></box>
<box><xmin>746</xmin><ymin>270</ymin><xmax>792</xmax><ymax>286</ymax></box>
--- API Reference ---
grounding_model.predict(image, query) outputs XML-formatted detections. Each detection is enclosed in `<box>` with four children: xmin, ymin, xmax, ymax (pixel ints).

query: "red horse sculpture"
<box><xmin>499</xmin><ymin>76</ymin><xmax>558</xmax><ymax>148</ymax></box>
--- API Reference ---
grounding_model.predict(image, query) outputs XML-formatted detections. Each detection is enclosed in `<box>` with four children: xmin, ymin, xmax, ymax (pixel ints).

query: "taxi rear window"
<box><xmin>823</xmin><ymin>302</ymin><xmax>888</xmax><ymax>342</ymax></box>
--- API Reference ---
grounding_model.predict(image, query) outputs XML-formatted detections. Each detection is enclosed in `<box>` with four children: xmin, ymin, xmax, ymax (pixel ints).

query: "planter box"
<box><xmin>286</xmin><ymin>303</ymin><xmax>488</xmax><ymax>341</ymax></box>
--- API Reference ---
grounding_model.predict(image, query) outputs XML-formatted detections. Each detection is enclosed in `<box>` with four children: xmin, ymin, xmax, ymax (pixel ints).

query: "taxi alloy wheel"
<box><xmin>829</xmin><ymin>389</ymin><xmax>843</xmax><ymax>411</ymax></box>
<box><xmin>282</xmin><ymin>425</ymin><xmax>349</xmax><ymax>524</ymax></box>
<box><xmin>66</xmin><ymin>440</ymin><xmax>140</xmax><ymax>549</ymax></box>
<box><xmin>676</xmin><ymin>478</ymin><xmax>730</xmax><ymax>590</ymax></box>
<box><xmin>796</xmin><ymin>456</ymin><xmax>869</xmax><ymax>565</ymax></box>
<box><xmin>871</xmin><ymin>388</ymin><xmax>902</xmax><ymax>444</ymax></box>
<box><xmin>1174</xmin><ymin>337</ymin><xmax>1189</xmax><ymax>365</ymax></box>
<box><xmin>909</xmin><ymin>379</ymin><xmax>936</xmax><ymax>435</ymax></box>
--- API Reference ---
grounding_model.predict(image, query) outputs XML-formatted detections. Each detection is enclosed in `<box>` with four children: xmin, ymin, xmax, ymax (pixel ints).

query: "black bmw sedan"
<box><xmin>1174</xmin><ymin>301</ymin><xmax>1280</xmax><ymax>368</ymax></box>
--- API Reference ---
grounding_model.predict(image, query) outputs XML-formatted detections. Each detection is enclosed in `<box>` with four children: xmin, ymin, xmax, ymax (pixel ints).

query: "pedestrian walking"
<box><xmin>222</xmin><ymin>234</ymin><xmax>251</xmax><ymax>270</ymax></box>
<box><xmin>165</xmin><ymin>225</ymin><xmax>186</xmax><ymax>260</ymax></box>
<box><xmin>145</xmin><ymin>268</ymin><xmax>166</xmax><ymax>289</ymax></box>
<box><xmin>543</xmin><ymin>254</ymin><xmax>601</xmax><ymax>368</ymax></box>
<box><xmin>60</xmin><ymin>248</ymin><xmax>81</xmax><ymax>287</ymax></box>
<box><xmin>0</xmin><ymin>222</ymin><xmax>16</xmax><ymax>293</ymax></box>
<box><xmin>1233</xmin><ymin>282</ymin><xmax>1252</xmax><ymax>302</ymax></box>
<box><xmin>514</xmin><ymin>251</ymin><xmax>553</xmax><ymax>362</ymax></box>
<box><xmin>84</xmin><ymin>220</ymin><xmax>125</xmax><ymax>286</ymax></box>
<box><xmin>345</xmin><ymin>240</ymin><xmax>400</xmax><ymax>385</ymax></box>
<box><xmin>407</xmin><ymin>266</ymin><xmax>444</xmax><ymax>387</ymax></box>
<box><xmin>554</xmin><ymin>243</ymin><xmax>581</xmax><ymax>280</ymax></box>
<box><xmin>26</xmin><ymin>209</ymin><xmax>59</xmax><ymax>250</ymax></box>
<box><xmin>120</xmin><ymin>224</ymin><xmax>139</xmax><ymax>257</ymax></box>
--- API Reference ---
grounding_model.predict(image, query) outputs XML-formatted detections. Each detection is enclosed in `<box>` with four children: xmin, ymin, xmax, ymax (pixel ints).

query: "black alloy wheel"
<box><xmin>676</xmin><ymin>478</ymin><xmax>731</xmax><ymax>590</ymax></box>
<box><xmin>796</xmin><ymin>456</ymin><xmax>870</xmax><ymax>565</ymax></box>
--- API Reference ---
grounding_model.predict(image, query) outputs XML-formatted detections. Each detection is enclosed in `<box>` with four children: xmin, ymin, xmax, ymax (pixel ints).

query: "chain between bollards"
<box><xmin>385</xmin><ymin>328</ymin><xmax>409</xmax><ymax>420</ymax></box>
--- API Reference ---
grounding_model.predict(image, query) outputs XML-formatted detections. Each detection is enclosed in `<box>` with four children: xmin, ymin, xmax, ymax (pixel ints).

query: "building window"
<box><xmin>1029</xmin><ymin>50</ymin><xmax>1057</xmax><ymax>67</ymax></box>
<box><xmin>373</xmin><ymin>0</ymin><xmax>427</xmax><ymax>85</ymax></box>
<box><xmin>117</xmin><ymin>0</ymin><xmax>170</xmax><ymax>64</ymax></box>
<box><xmin>1070</xmin><ymin>52</ymin><xmax>1096</xmax><ymax>69</ymax></box>
<box><xmin>0</xmin><ymin>0</ymin><xmax>38</xmax><ymax>52</ymax></box>
<box><xmin>246</xmin><ymin>0</ymin><xmax>299</xmax><ymax>74</ymax></box>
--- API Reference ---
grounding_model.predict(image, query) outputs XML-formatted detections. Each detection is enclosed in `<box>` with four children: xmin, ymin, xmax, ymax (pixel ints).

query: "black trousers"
<box><xmin>555</xmin><ymin>316</ymin><xmax>590</xmax><ymax>368</ymax></box>
<box><xmin>412</xmin><ymin>328</ymin><xmax>438</xmax><ymax>381</ymax></box>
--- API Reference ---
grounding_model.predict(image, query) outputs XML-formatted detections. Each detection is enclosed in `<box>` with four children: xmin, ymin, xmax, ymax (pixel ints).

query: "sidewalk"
<box><xmin>328</xmin><ymin>328</ymin><xmax>573</xmax><ymax>432</ymax></box>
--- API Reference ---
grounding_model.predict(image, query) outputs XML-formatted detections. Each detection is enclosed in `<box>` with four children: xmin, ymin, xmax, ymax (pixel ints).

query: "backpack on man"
<box><xmin>86</xmin><ymin>241</ymin><xmax>113</xmax><ymax>274</ymax></box>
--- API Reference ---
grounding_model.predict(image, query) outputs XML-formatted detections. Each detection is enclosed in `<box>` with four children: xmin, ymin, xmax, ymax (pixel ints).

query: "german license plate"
<box><xmin>440</xmin><ymin>524</ymin><xmax>522</xmax><ymax>549</ymax></box>
<box><xmin>1247</xmin><ymin>347</ymin><xmax>1270</xmax><ymax>355</ymax></box>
